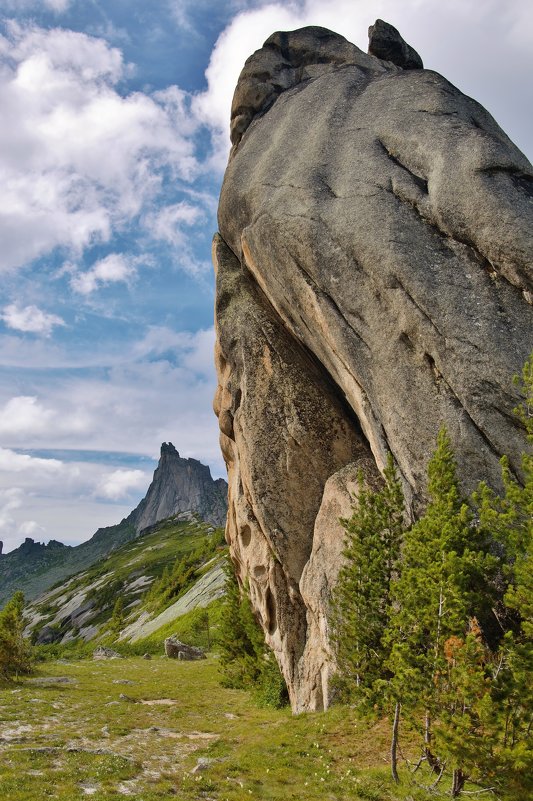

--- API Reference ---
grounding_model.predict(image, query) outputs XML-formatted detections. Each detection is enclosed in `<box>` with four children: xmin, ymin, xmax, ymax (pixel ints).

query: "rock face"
<box><xmin>131</xmin><ymin>443</ymin><xmax>227</xmax><ymax>531</ymax></box>
<box><xmin>368</xmin><ymin>19</ymin><xmax>423</xmax><ymax>69</ymax></box>
<box><xmin>214</xmin><ymin>23</ymin><xmax>533</xmax><ymax>712</ymax></box>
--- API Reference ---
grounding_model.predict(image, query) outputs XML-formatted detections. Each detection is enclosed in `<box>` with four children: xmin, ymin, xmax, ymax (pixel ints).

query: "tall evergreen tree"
<box><xmin>0</xmin><ymin>590</ymin><xmax>32</xmax><ymax>678</ymax></box>
<box><xmin>331</xmin><ymin>453</ymin><xmax>405</xmax><ymax>780</ymax></box>
<box><xmin>386</xmin><ymin>428</ymin><xmax>497</xmax><ymax>794</ymax></box>
<box><xmin>332</xmin><ymin>454</ymin><xmax>404</xmax><ymax>698</ymax></box>
<box><xmin>218</xmin><ymin>556</ymin><xmax>288</xmax><ymax>707</ymax></box>
<box><xmin>473</xmin><ymin>353</ymin><xmax>533</xmax><ymax>798</ymax></box>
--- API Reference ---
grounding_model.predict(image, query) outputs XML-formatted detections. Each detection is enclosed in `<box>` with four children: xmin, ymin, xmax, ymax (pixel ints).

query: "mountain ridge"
<box><xmin>0</xmin><ymin>444</ymin><xmax>227</xmax><ymax>607</ymax></box>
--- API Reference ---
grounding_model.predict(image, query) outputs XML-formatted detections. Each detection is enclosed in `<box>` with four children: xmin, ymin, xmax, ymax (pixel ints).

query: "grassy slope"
<box><xmin>0</xmin><ymin>656</ymin><xmax>432</xmax><ymax>801</ymax></box>
<box><xmin>26</xmin><ymin>516</ymin><xmax>225</xmax><ymax>647</ymax></box>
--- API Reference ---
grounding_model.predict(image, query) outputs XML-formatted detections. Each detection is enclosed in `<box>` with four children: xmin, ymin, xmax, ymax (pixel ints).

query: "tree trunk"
<box><xmin>451</xmin><ymin>768</ymin><xmax>465</xmax><ymax>797</ymax></box>
<box><xmin>391</xmin><ymin>701</ymin><xmax>401</xmax><ymax>783</ymax></box>
<box><xmin>424</xmin><ymin>711</ymin><xmax>441</xmax><ymax>773</ymax></box>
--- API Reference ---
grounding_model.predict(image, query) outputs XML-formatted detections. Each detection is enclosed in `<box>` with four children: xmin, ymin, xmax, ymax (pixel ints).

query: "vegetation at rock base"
<box><xmin>0</xmin><ymin>591</ymin><xmax>33</xmax><ymax>678</ymax></box>
<box><xmin>218</xmin><ymin>557</ymin><xmax>289</xmax><ymax>708</ymax></box>
<box><xmin>331</xmin><ymin>355</ymin><xmax>532</xmax><ymax>799</ymax></box>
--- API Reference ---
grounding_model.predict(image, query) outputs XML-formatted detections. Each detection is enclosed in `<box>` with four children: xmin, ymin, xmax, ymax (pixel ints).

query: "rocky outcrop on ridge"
<box><xmin>130</xmin><ymin>443</ymin><xmax>227</xmax><ymax>531</ymax></box>
<box><xmin>214</xmin><ymin>23</ymin><xmax>533</xmax><ymax>712</ymax></box>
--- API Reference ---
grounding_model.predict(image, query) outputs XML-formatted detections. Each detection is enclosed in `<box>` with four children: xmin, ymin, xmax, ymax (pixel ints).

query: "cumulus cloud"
<box><xmin>96</xmin><ymin>468</ymin><xmax>148</xmax><ymax>500</ymax></box>
<box><xmin>0</xmin><ymin>327</ymin><xmax>221</xmax><ymax>466</ymax></box>
<box><xmin>0</xmin><ymin>486</ymin><xmax>49</xmax><ymax>551</ymax></box>
<box><xmin>1</xmin><ymin>303</ymin><xmax>66</xmax><ymax>336</ymax></box>
<box><xmin>18</xmin><ymin>519</ymin><xmax>47</xmax><ymax>538</ymax></box>
<box><xmin>0</xmin><ymin>395</ymin><xmax>90</xmax><ymax>440</ymax></box>
<box><xmin>0</xmin><ymin>396</ymin><xmax>55</xmax><ymax>437</ymax></box>
<box><xmin>0</xmin><ymin>22</ymin><xmax>199</xmax><ymax>273</ymax></box>
<box><xmin>0</xmin><ymin>448</ymin><xmax>150</xmax><ymax>551</ymax></box>
<box><xmin>144</xmin><ymin>201</ymin><xmax>205</xmax><ymax>248</ymax></box>
<box><xmin>70</xmin><ymin>253</ymin><xmax>136</xmax><ymax>295</ymax></box>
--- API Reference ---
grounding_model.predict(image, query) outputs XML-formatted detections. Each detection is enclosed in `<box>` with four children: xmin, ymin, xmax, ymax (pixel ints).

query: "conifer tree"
<box><xmin>331</xmin><ymin>453</ymin><xmax>405</xmax><ymax>780</ymax></box>
<box><xmin>387</xmin><ymin>427</ymin><xmax>497</xmax><ymax>794</ymax></box>
<box><xmin>474</xmin><ymin>353</ymin><xmax>533</xmax><ymax>798</ymax></box>
<box><xmin>0</xmin><ymin>590</ymin><xmax>32</xmax><ymax>678</ymax></box>
<box><xmin>218</xmin><ymin>556</ymin><xmax>288</xmax><ymax>707</ymax></box>
<box><xmin>109</xmin><ymin>596</ymin><xmax>125</xmax><ymax>634</ymax></box>
<box><xmin>332</xmin><ymin>453</ymin><xmax>404</xmax><ymax>698</ymax></box>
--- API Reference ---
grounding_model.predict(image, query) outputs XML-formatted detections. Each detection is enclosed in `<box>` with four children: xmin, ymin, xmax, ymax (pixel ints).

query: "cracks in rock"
<box><xmin>374</xmin><ymin>147</ymin><xmax>528</xmax><ymax>297</ymax></box>
<box><xmin>377</xmin><ymin>138</ymin><xmax>429</xmax><ymax>194</ymax></box>
<box><xmin>290</xmin><ymin>252</ymin><xmax>372</xmax><ymax>356</ymax></box>
<box><xmin>481</xmin><ymin>165</ymin><xmax>533</xmax><ymax>202</ymax></box>
<box><xmin>393</xmin><ymin>276</ymin><xmax>445</xmax><ymax>340</ymax></box>
<box><xmin>425</xmin><ymin>355</ymin><xmax>517</xmax><ymax>474</ymax></box>
<box><xmin>318</xmin><ymin>175</ymin><xmax>338</xmax><ymax>199</ymax></box>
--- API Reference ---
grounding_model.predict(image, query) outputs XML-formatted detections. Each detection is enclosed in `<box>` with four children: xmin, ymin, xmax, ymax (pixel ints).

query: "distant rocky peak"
<box><xmin>129</xmin><ymin>442</ymin><xmax>228</xmax><ymax>532</ymax></box>
<box><xmin>160</xmin><ymin>441</ymin><xmax>179</xmax><ymax>457</ymax></box>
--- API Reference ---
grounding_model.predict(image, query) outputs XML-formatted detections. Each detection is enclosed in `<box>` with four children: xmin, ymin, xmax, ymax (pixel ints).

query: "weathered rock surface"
<box><xmin>131</xmin><ymin>443</ymin><xmax>227</xmax><ymax>531</ymax></box>
<box><xmin>164</xmin><ymin>637</ymin><xmax>206</xmax><ymax>660</ymax></box>
<box><xmin>214</xmin><ymin>23</ymin><xmax>533</xmax><ymax>712</ymax></box>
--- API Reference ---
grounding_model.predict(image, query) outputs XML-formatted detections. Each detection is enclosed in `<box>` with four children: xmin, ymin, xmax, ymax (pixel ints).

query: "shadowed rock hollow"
<box><xmin>213</xmin><ymin>22</ymin><xmax>533</xmax><ymax>712</ymax></box>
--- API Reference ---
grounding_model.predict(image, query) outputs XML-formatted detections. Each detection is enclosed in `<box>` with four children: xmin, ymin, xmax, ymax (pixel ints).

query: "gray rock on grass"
<box><xmin>164</xmin><ymin>637</ymin><xmax>206</xmax><ymax>660</ymax></box>
<box><xmin>93</xmin><ymin>647</ymin><xmax>122</xmax><ymax>660</ymax></box>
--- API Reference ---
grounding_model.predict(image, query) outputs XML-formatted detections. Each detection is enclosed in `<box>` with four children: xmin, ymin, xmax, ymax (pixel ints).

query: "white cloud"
<box><xmin>142</xmin><ymin>199</ymin><xmax>210</xmax><ymax>275</ymax></box>
<box><xmin>0</xmin><ymin>395</ymin><xmax>90</xmax><ymax>440</ymax></box>
<box><xmin>0</xmin><ymin>396</ymin><xmax>55</xmax><ymax>437</ymax></box>
<box><xmin>18</xmin><ymin>519</ymin><xmax>47</xmax><ymax>538</ymax></box>
<box><xmin>70</xmin><ymin>253</ymin><xmax>136</xmax><ymax>295</ymax></box>
<box><xmin>1</xmin><ymin>303</ymin><xmax>65</xmax><ymax>336</ymax></box>
<box><xmin>0</xmin><ymin>448</ymin><xmax>150</xmax><ymax>551</ymax></box>
<box><xmin>0</xmin><ymin>446</ymin><xmax>63</xmax><ymax>473</ymax></box>
<box><xmin>0</xmin><ymin>327</ymin><xmax>221</xmax><ymax>467</ymax></box>
<box><xmin>144</xmin><ymin>201</ymin><xmax>204</xmax><ymax>248</ymax></box>
<box><xmin>96</xmin><ymin>468</ymin><xmax>148</xmax><ymax>500</ymax></box>
<box><xmin>0</xmin><ymin>22</ymin><xmax>199</xmax><ymax>273</ymax></box>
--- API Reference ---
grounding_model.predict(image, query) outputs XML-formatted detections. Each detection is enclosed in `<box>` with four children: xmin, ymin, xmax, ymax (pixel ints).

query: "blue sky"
<box><xmin>0</xmin><ymin>0</ymin><xmax>531</xmax><ymax>552</ymax></box>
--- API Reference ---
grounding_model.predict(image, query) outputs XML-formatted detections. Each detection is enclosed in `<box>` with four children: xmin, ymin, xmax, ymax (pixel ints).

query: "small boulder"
<box><xmin>142</xmin><ymin>653</ymin><xmax>152</xmax><ymax>660</ymax></box>
<box><xmin>191</xmin><ymin>757</ymin><xmax>215</xmax><ymax>774</ymax></box>
<box><xmin>368</xmin><ymin>19</ymin><xmax>423</xmax><ymax>69</ymax></box>
<box><xmin>93</xmin><ymin>646</ymin><xmax>122</xmax><ymax>660</ymax></box>
<box><xmin>164</xmin><ymin>637</ymin><xmax>206</xmax><ymax>661</ymax></box>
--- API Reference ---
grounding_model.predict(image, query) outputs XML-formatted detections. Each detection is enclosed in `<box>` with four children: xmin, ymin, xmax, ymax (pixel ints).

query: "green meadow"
<box><xmin>0</xmin><ymin>655</ymin><xmax>432</xmax><ymax>801</ymax></box>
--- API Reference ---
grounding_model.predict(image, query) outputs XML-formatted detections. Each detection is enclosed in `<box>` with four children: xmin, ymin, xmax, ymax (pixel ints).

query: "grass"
<box><xmin>0</xmin><ymin>655</ymin><xmax>459</xmax><ymax>801</ymax></box>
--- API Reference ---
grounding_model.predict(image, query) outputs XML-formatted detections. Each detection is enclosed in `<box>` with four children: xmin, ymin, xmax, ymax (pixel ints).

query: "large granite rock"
<box><xmin>214</xmin><ymin>23</ymin><xmax>532</xmax><ymax>711</ymax></box>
